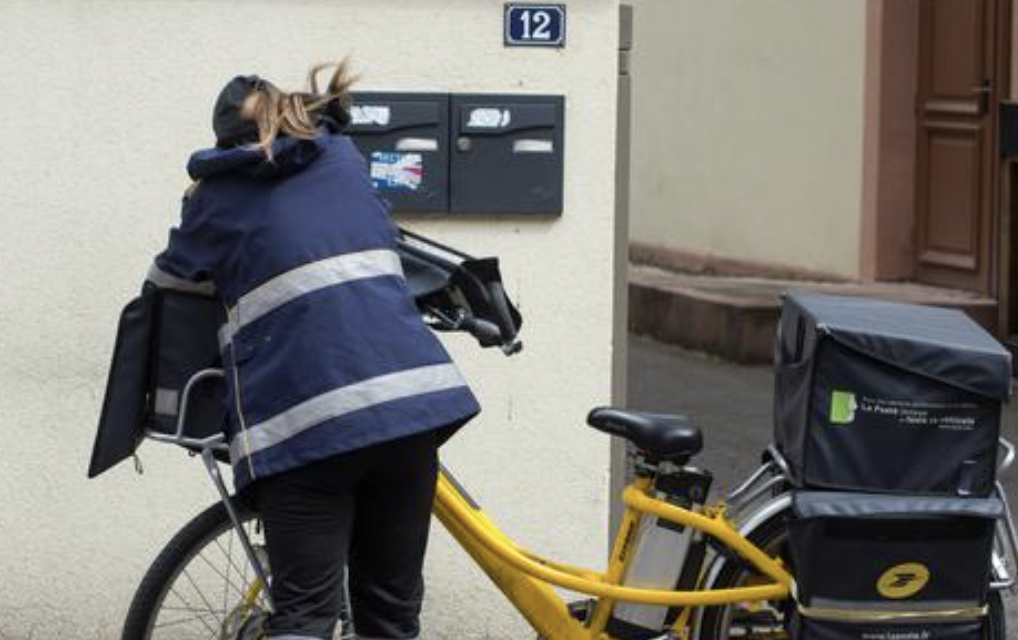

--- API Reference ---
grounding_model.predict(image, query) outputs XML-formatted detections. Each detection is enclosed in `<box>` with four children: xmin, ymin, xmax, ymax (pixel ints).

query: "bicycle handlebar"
<box><xmin>459</xmin><ymin>316</ymin><xmax>503</xmax><ymax>346</ymax></box>
<box><xmin>425</xmin><ymin>305</ymin><xmax>523</xmax><ymax>356</ymax></box>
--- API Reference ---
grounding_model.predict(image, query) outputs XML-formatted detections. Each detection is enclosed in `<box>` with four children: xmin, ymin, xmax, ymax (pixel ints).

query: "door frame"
<box><xmin>997</xmin><ymin>0</ymin><xmax>1017</xmax><ymax>337</ymax></box>
<box><xmin>861</xmin><ymin>0</ymin><xmax>1014</xmax><ymax>334</ymax></box>
<box><xmin>860</xmin><ymin>0</ymin><xmax>922</xmax><ymax>283</ymax></box>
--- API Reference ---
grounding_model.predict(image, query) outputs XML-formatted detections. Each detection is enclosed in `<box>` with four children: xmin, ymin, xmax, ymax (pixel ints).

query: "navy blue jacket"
<box><xmin>148</xmin><ymin>134</ymin><xmax>479</xmax><ymax>489</ymax></box>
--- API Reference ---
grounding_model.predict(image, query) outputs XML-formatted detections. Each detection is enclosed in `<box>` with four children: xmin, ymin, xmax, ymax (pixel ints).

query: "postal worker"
<box><xmin>145</xmin><ymin>61</ymin><xmax>480</xmax><ymax>640</ymax></box>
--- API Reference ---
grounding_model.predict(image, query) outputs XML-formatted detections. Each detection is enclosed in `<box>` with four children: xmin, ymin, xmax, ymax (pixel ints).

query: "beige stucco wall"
<box><xmin>0</xmin><ymin>1</ymin><xmax>621</xmax><ymax>637</ymax></box>
<box><xmin>628</xmin><ymin>0</ymin><xmax>867</xmax><ymax>278</ymax></box>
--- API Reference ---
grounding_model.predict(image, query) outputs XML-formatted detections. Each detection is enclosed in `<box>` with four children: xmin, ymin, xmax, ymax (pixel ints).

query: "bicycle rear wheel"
<box><xmin>122</xmin><ymin>501</ymin><xmax>273</xmax><ymax>640</ymax></box>
<box><xmin>695</xmin><ymin>510</ymin><xmax>1007</xmax><ymax>640</ymax></box>
<box><xmin>122</xmin><ymin>501</ymin><xmax>355</xmax><ymax>640</ymax></box>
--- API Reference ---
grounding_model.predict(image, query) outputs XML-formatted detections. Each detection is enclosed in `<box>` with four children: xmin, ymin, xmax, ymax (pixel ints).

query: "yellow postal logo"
<box><xmin>877</xmin><ymin>563</ymin><xmax>930</xmax><ymax>599</ymax></box>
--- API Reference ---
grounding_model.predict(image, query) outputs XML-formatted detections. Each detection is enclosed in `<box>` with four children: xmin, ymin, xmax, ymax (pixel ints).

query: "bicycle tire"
<box><xmin>121</xmin><ymin>501</ymin><xmax>258</xmax><ymax>640</ymax></box>
<box><xmin>695</xmin><ymin>509</ymin><xmax>1008</xmax><ymax>640</ymax></box>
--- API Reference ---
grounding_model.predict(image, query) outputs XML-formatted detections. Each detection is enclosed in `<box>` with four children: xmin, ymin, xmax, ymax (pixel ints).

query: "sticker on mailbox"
<box><xmin>370</xmin><ymin>152</ymin><xmax>423</xmax><ymax>191</ymax></box>
<box><xmin>351</xmin><ymin>105</ymin><xmax>391</xmax><ymax>127</ymax></box>
<box><xmin>468</xmin><ymin>108</ymin><xmax>512</xmax><ymax>129</ymax></box>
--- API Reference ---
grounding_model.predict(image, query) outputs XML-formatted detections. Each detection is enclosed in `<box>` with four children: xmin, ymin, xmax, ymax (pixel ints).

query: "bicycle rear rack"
<box><xmin>144</xmin><ymin>368</ymin><xmax>229</xmax><ymax>452</ymax></box>
<box><xmin>143</xmin><ymin>367</ymin><xmax>274</xmax><ymax>609</ymax></box>
<box><xmin>992</xmin><ymin>438</ymin><xmax>1017</xmax><ymax>591</ymax></box>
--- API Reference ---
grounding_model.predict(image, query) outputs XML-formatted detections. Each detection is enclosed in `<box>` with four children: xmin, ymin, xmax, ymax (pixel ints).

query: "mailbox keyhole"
<box><xmin>456</xmin><ymin>136</ymin><xmax>473</xmax><ymax>153</ymax></box>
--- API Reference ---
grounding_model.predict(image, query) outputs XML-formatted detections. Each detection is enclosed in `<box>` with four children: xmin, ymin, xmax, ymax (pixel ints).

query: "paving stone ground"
<box><xmin>627</xmin><ymin>334</ymin><xmax>1018</xmax><ymax>634</ymax></box>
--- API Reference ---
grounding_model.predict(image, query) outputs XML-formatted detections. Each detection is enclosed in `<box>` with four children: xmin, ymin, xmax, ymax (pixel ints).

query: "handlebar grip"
<box><xmin>460</xmin><ymin>316</ymin><xmax>504</xmax><ymax>347</ymax></box>
<box><xmin>486</xmin><ymin>280</ymin><xmax>518</xmax><ymax>340</ymax></box>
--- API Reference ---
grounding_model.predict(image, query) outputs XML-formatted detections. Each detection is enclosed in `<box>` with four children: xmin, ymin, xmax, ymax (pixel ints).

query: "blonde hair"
<box><xmin>186</xmin><ymin>60</ymin><xmax>356</xmax><ymax>197</ymax></box>
<box><xmin>246</xmin><ymin>60</ymin><xmax>357</xmax><ymax>160</ymax></box>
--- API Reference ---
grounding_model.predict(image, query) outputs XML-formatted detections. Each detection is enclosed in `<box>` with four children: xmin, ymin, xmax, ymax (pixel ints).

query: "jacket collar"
<box><xmin>187</xmin><ymin>135</ymin><xmax>327</xmax><ymax>181</ymax></box>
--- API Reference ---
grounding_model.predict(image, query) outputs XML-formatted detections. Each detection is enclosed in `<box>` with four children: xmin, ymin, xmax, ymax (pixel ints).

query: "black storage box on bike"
<box><xmin>787</xmin><ymin>492</ymin><xmax>1002</xmax><ymax>640</ymax></box>
<box><xmin>774</xmin><ymin>293</ymin><xmax>1011</xmax><ymax>496</ymax></box>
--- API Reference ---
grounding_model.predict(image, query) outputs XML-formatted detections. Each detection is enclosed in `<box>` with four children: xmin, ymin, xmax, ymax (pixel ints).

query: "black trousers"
<box><xmin>252</xmin><ymin>430</ymin><xmax>439</xmax><ymax>640</ymax></box>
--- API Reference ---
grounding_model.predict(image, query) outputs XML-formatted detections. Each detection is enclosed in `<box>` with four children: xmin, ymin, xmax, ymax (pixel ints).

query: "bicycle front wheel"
<box><xmin>121</xmin><ymin>501</ymin><xmax>272</xmax><ymax>640</ymax></box>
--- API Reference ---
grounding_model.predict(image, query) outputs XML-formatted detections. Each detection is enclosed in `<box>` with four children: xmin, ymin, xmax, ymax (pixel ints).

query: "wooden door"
<box><xmin>914</xmin><ymin>0</ymin><xmax>1000</xmax><ymax>293</ymax></box>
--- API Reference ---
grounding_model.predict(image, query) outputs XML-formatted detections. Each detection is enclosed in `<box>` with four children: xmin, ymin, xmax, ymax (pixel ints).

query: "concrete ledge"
<box><xmin>629</xmin><ymin>265</ymin><xmax>999</xmax><ymax>363</ymax></box>
<box><xmin>630</xmin><ymin>240</ymin><xmax>850</xmax><ymax>283</ymax></box>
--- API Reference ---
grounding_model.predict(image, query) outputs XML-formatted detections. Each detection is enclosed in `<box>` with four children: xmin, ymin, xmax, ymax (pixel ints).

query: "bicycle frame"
<box><xmin>145</xmin><ymin>368</ymin><xmax>1018</xmax><ymax>640</ymax></box>
<box><xmin>146</xmin><ymin>369</ymin><xmax>792</xmax><ymax>639</ymax></box>
<box><xmin>433</xmin><ymin>466</ymin><xmax>792</xmax><ymax>640</ymax></box>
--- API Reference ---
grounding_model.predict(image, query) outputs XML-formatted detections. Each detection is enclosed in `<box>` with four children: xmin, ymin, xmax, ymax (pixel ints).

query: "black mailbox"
<box><xmin>346</xmin><ymin>92</ymin><xmax>450</xmax><ymax>212</ymax></box>
<box><xmin>450</xmin><ymin>94</ymin><xmax>565</xmax><ymax>215</ymax></box>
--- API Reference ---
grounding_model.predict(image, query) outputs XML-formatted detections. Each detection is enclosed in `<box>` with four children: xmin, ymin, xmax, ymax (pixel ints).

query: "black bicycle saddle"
<box><xmin>586</xmin><ymin>407</ymin><xmax>703</xmax><ymax>464</ymax></box>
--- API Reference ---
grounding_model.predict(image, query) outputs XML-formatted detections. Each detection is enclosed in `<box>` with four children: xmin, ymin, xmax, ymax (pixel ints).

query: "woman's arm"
<box><xmin>146</xmin><ymin>194</ymin><xmax>216</xmax><ymax>296</ymax></box>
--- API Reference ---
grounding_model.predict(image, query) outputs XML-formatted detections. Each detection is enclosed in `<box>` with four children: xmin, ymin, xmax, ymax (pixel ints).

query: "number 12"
<box><xmin>519</xmin><ymin>9</ymin><xmax>553</xmax><ymax>40</ymax></box>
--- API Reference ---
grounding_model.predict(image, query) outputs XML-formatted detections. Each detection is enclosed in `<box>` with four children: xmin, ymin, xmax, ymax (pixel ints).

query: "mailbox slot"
<box><xmin>346</xmin><ymin>92</ymin><xmax>450</xmax><ymax>212</ymax></box>
<box><xmin>450</xmin><ymin>94</ymin><xmax>565</xmax><ymax>215</ymax></box>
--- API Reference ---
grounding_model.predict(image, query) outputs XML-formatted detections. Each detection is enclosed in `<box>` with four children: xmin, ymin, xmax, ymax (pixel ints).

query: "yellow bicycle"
<box><xmin>120</xmin><ymin>375</ymin><xmax>1016</xmax><ymax>640</ymax></box>
<box><xmin>116</xmin><ymin>232</ymin><xmax>1015</xmax><ymax>640</ymax></box>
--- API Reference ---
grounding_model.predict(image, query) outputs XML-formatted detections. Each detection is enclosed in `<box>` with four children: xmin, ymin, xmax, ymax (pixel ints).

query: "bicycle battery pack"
<box><xmin>607</xmin><ymin>468</ymin><xmax>712</xmax><ymax>640</ymax></box>
<box><xmin>774</xmin><ymin>293</ymin><xmax>1011</xmax><ymax>497</ymax></box>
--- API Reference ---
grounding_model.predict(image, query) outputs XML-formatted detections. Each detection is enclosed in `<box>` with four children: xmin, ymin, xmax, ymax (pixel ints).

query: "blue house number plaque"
<box><xmin>505</xmin><ymin>4</ymin><xmax>566</xmax><ymax>48</ymax></box>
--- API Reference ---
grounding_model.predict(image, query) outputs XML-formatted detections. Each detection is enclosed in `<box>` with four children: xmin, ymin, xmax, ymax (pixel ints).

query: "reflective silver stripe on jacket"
<box><xmin>218</xmin><ymin>248</ymin><xmax>404</xmax><ymax>348</ymax></box>
<box><xmin>146</xmin><ymin>262</ymin><xmax>216</xmax><ymax>295</ymax></box>
<box><xmin>230</xmin><ymin>363</ymin><xmax>467</xmax><ymax>465</ymax></box>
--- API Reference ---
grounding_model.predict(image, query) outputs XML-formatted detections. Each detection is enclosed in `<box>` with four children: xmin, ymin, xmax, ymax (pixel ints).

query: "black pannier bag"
<box><xmin>775</xmin><ymin>293</ymin><xmax>1011</xmax><ymax>496</ymax></box>
<box><xmin>89</xmin><ymin>288</ymin><xmax>158</xmax><ymax>478</ymax></box>
<box><xmin>789</xmin><ymin>492</ymin><xmax>1002</xmax><ymax>610</ymax></box>
<box><xmin>90</xmin><ymin>228</ymin><xmax>522</xmax><ymax>478</ymax></box>
<box><xmin>89</xmin><ymin>288</ymin><xmax>225</xmax><ymax>478</ymax></box>
<box><xmin>788</xmin><ymin>492</ymin><xmax>1001</xmax><ymax>640</ymax></box>
<box><xmin>147</xmin><ymin>290</ymin><xmax>226</xmax><ymax>439</ymax></box>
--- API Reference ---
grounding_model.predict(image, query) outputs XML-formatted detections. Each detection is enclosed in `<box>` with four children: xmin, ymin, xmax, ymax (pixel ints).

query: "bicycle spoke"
<box><xmin>152</xmin><ymin>608</ymin><xmax>223</xmax><ymax>630</ymax></box>
<box><xmin>212</xmin><ymin>532</ymin><xmax>253</xmax><ymax>590</ymax></box>
<box><xmin>181</xmin><ymin>567</ymin><xmax>226</xmax><ymax>619</ymax></box>
<box><xmin>165</xmin><ymin>586</ymin><xmax>221</xmax><ymax>621</ymax></box>
<box><xmin>142</xmin><ymin>510</ymin><xmax>273</xmax><ymax>640</ymax></box>
<box><xmin>216</xmin><ymin>541</ymin><xmax>256</xmax><ymax>598</ymax></box>
<box><xmin>195</xmin><ymin>548</ymin><xmax>249</xmax><ymax>602</ymax></box>
<box><xmin>222</xmin><ymin>530</ymin><xmax>233</xmax><ymax>614</ymax></box>
<box><xmin>164</xmin><ymin>585</ymin><xmax>220</xmax><ymax>636</ymax></box>
<box><xmin>215</xmin><ymin>522</ymin><xmax>268</xmax><ymax>596</ymax></box>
